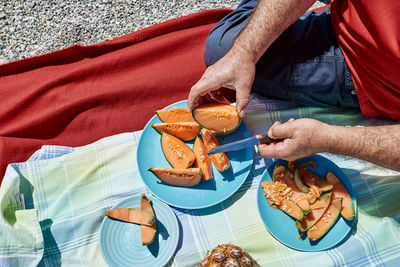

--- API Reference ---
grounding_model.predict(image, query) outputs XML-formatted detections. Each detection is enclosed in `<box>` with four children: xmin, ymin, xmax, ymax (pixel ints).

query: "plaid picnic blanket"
<box><xmin>1</xmin><ymin>95</ymin><xmax>400</xmax><ymax>266</ymax></box>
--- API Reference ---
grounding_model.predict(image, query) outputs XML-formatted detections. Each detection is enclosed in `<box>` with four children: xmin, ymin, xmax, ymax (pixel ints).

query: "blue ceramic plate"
<box><xmin>137</xmin><ymin>100</ymin><xmax>253</xmax><ymax>209</ymax></box>
<box><xmin>100</xmin><ymin>195</ymin><xmax>179</xmax><ymax>267</ymax></box>
<box><xmin>257</xmin><ymin>154</ymin><xmax>357</xmax><ymax>251</ymax></box>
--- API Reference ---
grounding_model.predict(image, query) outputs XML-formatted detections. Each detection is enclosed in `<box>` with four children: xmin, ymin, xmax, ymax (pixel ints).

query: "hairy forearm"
<box><xmin>323</xmin><ymin>124</ymin><xmax>400</xmax><ymax>171</ymax></box>
<box><xmin>230</xmin><ymin>0</ymin><xmax>317</xmax><ymax>62</ymax></box>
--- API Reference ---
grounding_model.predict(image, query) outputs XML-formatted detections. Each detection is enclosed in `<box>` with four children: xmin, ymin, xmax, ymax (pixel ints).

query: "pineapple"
<box><xmin>199</xmin><ymin>244</ymin><xmax>260</xmax><ymax>267</ymax></box>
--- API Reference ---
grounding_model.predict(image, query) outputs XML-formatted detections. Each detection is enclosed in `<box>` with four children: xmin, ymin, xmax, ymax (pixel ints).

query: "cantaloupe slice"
<box><xmin>296</xmin><ymin>193</ymin><xmax>332</xmax><ymax>232</ymax></box>
<box><xmin>326</xmin><ymin>172</ymin><xmax>355</xmax><ymax>220</ymax></box>
<box><xmin>161</xmin><ymin>131</ymin><xmax>195</xmax><ymax>169</ymax></box>
<box><xmin>261</xmin><ymin>181</ymin><xmax>304</xmax><ymax>221</ymax></box>
<box><xmin>140</xmin><ymin>194</ymin><xmax>157</xmax><ymax>245</ymax></box>
<box><xmin>300</xmin><ymin>166</ymin><xmax>333</xmax><ymax>192</ymax></box>
<box><xmin>193</xmin><ymin>137</ymin><xmax>213</xmax><ymax>180</ymax></box>
<box><xmin>201</xmin><ymin>128</ymin><xmax>230</xmax><ymax>172</ymax></box>
<box><xmin>192</xmin><ymin>103</ymin><xmax>241</xmax><ymax>135</ymax></box>
<box><xmin>290</xmin><ymin>161</ymin><xmax>332</xmax><ymax>196</ymax></box>
<box><xmin>105</xmin><ymin>208</ymin><xmax>155</xmax><ymax>226</ymax></box>
<box><xmin>307</xmin><ymin>198</ymin><xmax>342</xmax><ymax>241</ymax></box>
<box><xmin>156</xmin><ymin>107</ymin><xmax>195</xmax><ymax>123</ymax></box>
<box><xmin>148</xmin><ymin>167</ymin><xmax>202</xmax><ymax>187</ymax></box>
<box><xmin>273</xmin><ymin>165</ymin><xmax>311</xmax><ymax>213</ymax></box>
<box><xmin>151</xmin><ymin>122</ymin><xmax>200</xmax><ymax>141</ymax></box>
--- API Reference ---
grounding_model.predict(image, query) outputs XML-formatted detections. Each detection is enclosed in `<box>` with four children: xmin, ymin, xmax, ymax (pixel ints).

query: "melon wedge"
<box><xmin>296</xmin><ymin>193</ymin><xmax>332</xmax><ymax>232</ymax></box>
<box><xmin>272</xmin><ymin>165</ymin><xmax>311</xmax><ymax>213</ymax></box>
<box><xmin>201</xmin><ymin>128</ymin><xmax>230</xmax><ymax>172</ymax></box>
<box><xmin>261</xmin><ymin>181</ymin><xmax>304</xmax><ymax>221</ymax></box>
<box><xmin>193</xmin><ymin>103</ymin><xmax>241</xmax><ymax>135</ymax></box>
<box><xmin>300</xmin><ymin>166</ymin><xmax>333</xmax><ymax>192</ymax></box>
<box><xmin>152</xmin><ymin>122</ymin><xmax>200</xmax><ymax>141</ymax></box>
<box><xmin>105</xmin><ymin>208</ymin><xmax>155</xmax><ymax>226</ymax></box>
<box><xmin>307</xmin><ymin>198</ymin><xmax>342</xmax><ymax>241</ymax></box>
<box><xmin>148</xmin><ymin>167</ymin><xmax>201</xmax><ymax>187</ymax></box>
<box><xmin>326</xmin><ymin>172</ymin><xmax>355</xmax><ymax>220</ymax></box>
<box><xmin>140</xmin><ymin>194</ymin><xmax>157</xmax><ymax>245</ymax></box>
<box><xmin>161</xmin><ymin>131</ymin><xmax>195</xmax><ymax>169</ymax></box>
<box><xmin>156</xmin><ymin>107</ymin><xmax>195</xmax><ymax>123</ymax></box>
<box><xmin>193</xmin><ymin>137</ymin><xmax>213</xmax><ymax>180</ymax></box>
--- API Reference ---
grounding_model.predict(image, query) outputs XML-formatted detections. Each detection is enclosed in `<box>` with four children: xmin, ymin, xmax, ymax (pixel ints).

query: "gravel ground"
<box><xmin>0</xmin><ymin>0</ymin><xmax>328</xmax><ymax>64</ymax></box>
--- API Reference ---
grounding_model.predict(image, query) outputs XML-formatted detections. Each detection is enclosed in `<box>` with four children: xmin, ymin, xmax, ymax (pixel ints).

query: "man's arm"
<box><xmin>232</xmin><ymin>0</ymin><xmax>317</xmax><ymax>63</ymax></box>
<box><xmin>188</xmin><ymin>0</ymin><xmax>317</xmax><ymax>116</ymax></box>
<box><xmin>258</xmin><ymin>119</ymin><xmax>400</xmax><ymax>171</ymax></box>
<box><xmin>326</xmin><ymin>124</ymin><xmax>400</xmax><ymax>170</ymax></box>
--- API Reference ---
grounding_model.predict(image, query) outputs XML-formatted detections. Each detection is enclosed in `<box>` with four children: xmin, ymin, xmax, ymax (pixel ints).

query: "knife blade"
<box><xmin>206</xmin><ymin>133</ymin><xmax>283</xmax><ymax>155</ymax></box>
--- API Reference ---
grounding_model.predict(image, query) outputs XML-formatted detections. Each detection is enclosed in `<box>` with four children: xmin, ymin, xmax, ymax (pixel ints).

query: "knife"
<box><xmin>207</xmin><ymin>134</ymin><xmax>283</xmax><ymax>155</ymax></box>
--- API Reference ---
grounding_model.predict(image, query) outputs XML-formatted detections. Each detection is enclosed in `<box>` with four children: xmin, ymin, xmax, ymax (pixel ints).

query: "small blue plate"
<box><xmin>100</xmin><ymin>195</ymin><xmax>179</xmax><ymax>267</ymax></box>
<box><xmin>257</xmin><ymin>154</ymin><xmax>357</xmax><ymax>251</ymax></box>
<box><xmin>137</xmin><ymin>100</ymin><xmax>253</xmax><ymax>209</ymax></box>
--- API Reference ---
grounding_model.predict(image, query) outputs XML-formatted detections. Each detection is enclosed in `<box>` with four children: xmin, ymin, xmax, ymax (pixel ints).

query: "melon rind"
<box><xmin>300</xmin><ymin>166</ymin><xmax>333</xmax><ymax>192</ymax></box>
<box><xmin>296</xmin><ymin>192</ymin><xmax>332</xmax><ymax>232</ymax></box>
<box><xmin>294</xmin><ymin>167</ymin><xmax>311</xmax><ymax>193</ymax></box>
<box><xmin>326</xmin><ymin>172</ymin><xmax>355</xmax><ymax>220</ymax></box>
<box><xmin>307</xmin><ymin>198</ymin><xmax>342</xmax><ymax>241</ymax></box>
<box><xmin>140</xmin><ymin>194</ymin><xmax>157</xmax><ymax>245</ymax></box>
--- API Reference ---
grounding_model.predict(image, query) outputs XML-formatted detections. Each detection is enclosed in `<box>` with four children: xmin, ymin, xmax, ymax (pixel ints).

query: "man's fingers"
<box><xmin>269</xmin><ymin>122</ymin><xmax>293</xmax><ymax>139</ymax></box>
<box><xmin>257</xmin><ymin>142</ymin><xmax>285</xmax><ymax>159</ymax></box>
<box><xmin>188</xmin><ymin>74</ymin><xmax>222</xmax><ymax>111</ymax></box>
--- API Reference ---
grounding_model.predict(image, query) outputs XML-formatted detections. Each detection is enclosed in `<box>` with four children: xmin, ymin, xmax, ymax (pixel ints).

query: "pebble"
<box><xmin>0</xmin><ymin>0</ymin><xmax>328</xmax><ymax>64</ymax></box>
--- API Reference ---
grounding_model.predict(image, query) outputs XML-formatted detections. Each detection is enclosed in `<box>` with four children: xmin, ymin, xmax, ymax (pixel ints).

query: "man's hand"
<box><xmin>258</xmin><ymin>118</ymin><xmax>328</xmax><ymax>161</ymax></box>
<box><xmin>258</xmin><ymin>118</ymin><xmax>400</xmax><ymax>171</ymax></box>
<box><xmin>188</xmin><ymin>0</ymin><xmax>316</xmax><ymax>118</ymax></box>
<box><xmin>188</xmin><ymin>50</ymin><xmax>255</xmax><ymax>118</ymax></box>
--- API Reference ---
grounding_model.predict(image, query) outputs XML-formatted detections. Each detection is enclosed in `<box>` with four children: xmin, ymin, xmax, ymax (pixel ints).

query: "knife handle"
<box><xmin>258</xmin><ymin>133</ymin><xmax>284</xmax><ymax>145</ymax></box>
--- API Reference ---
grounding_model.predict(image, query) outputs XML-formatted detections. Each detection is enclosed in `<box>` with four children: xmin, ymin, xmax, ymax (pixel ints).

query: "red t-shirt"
<box><xmin>330</xmin><ymin>0</ymin><xmax>400</xmax><ymax>120</ymax></box>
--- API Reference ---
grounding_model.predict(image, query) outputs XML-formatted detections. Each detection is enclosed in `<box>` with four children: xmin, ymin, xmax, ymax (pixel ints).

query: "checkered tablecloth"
<box><xmin>1</xmin><ymin>95</ymin><xmax>400</xmax><ymax>266</ymax></box>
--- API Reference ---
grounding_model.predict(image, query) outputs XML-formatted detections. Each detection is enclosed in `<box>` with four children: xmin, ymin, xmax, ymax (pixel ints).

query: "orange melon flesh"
<box><xmin>273</xmin><ymin>165</ymin><xmax>311</xmax><ymax>213</ymax></box>
<box><xmin>326</xmin><ymin>172</ymin><xmax>355</xmax><ymax>220</ymax></box>
<box><xmin>105</xmin><ymin>208</ymin><xmax>155</xmax><ymax>226</ymax></box>
<box><xmin>261</xmin><ymin>181</ymin><xmax>304</xmax><ymax>221</ymax></box>
<box><xmin>296</xmin><ymin>192</ymin><xmax>332</xmax><ymax>232</ymax></box>
<box><xmin>193</xmin><ymin>137</ymin><xmax>213</xmax><ymax>180</ymax></box>
<box><xmin>141</xmin><ymin>194</ymin><xmax>157</xmax><ymax>245</ymax></box>
<box><xmin>307</xmin><ymin>198</ymin><xmax>342</xmax><ymax>241</ymax></box>
<box><xmin>156</xmin><ymin>107</ymin><xmax>195</xmax><ymax>123</ymax></box>
<box><xmin>161</xmin><ymin>132</ymin><xmax>195</xmax><ymax>169</ymax></box>
<box><xmin>193</xmin><ymin>103</ymin><xmax>241</xmax><ymax>134</ymax></box>
<box><xmin>152</xmin><ymin>122</ymin><xmax>200</xmax><ymax>141</ymax></box>
<box><xmin>201</xmin><ymin>128</ymin><xmax>230</xmax><ymax>172</ymax></box>
<box><xmin>300</xmin><ymin>167</ymin><xmax>333</xmax><ymax>192</ymax></box>
<box><xmin>279</xmin><ymin>199</ymin><xmax>304</xmax><ymax>221</ymax></box>
<box><xmin>148</xmin><ymin>167</ymin><xmax>201</xmax><ymax>187</ymax></box>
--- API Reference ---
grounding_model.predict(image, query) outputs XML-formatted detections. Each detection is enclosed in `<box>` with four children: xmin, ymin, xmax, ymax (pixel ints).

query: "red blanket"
<box><xmin>0</xmin><ymin>9</ymin><xmax>232</xmax><ymax>183</ymax></box>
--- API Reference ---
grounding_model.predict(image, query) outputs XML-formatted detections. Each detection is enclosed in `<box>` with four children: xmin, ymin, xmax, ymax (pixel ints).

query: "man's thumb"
<box><xmin>235</xmin><ymin>89</ymin><xmax>250</xmax><ymax>118</ymax></box>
